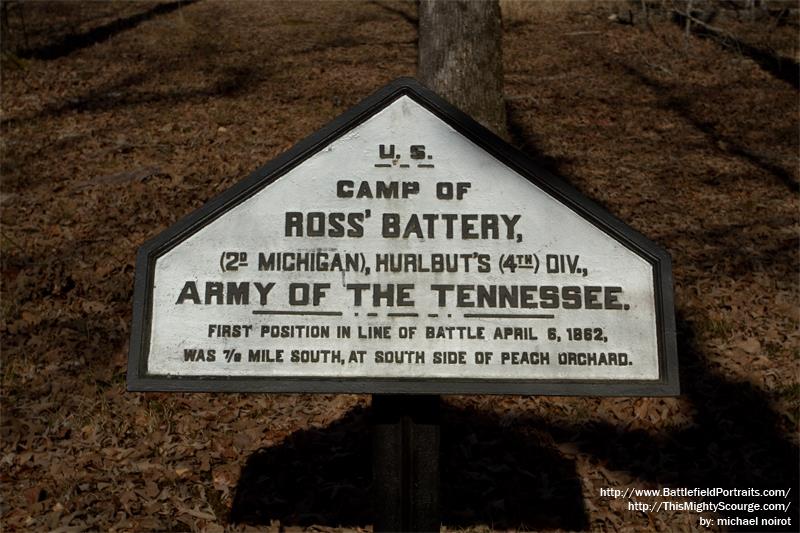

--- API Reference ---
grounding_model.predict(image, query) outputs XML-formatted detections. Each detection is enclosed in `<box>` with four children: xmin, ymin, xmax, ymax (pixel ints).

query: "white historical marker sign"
<box><xmin>128</xmin><ymin>79</ymin><xmax>678</xmax><ymax>395</ymax></box>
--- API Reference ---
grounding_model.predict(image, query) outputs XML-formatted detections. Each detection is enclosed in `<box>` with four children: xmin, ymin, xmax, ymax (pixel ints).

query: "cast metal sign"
<box><xmin>128</xmin><ymin>78</ymin><xmax>678</xmax><ymax>395</ymax></box>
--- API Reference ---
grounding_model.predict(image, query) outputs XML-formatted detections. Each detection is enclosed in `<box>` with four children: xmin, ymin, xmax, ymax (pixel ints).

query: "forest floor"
<box><xmin>1</xmin><ymin>1</ymin><xmax>798</xmax><ymax>532</ymax></box>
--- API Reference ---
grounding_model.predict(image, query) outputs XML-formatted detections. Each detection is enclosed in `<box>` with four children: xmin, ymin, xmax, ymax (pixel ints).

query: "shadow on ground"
<box><xmin>549</xmin><ymin>313</ymin><xmax>799</xmax><ymax>532</ymax></box>
<box><xmin>230</xmin><ymin>403</ymin><xmax>588</xmax><ymax>530</ymax></box>
<box><xmin>230</xmin><ymin>315</ymin><xmax>798</xmax><ymax>531</ymax></box>
<box><xmin>670</xmin><ymin>10</ymin><xmax>799</xmax><ymax>91</ymax></box>
<box><xmin>620</xmin><ymin>63</ymin><xmax>799</xmax><ymax>193</ymax></box>
<box><xmin>12</xmin><ymin>1</ymin><xmax>197</xmax><ymax>61</ymax></box>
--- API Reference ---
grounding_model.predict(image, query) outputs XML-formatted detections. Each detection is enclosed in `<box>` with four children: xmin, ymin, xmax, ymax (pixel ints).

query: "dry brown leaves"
<box><xmin>1</xmin><ymin>1</ymin><xmax>798</xmax><ymax>532</ymax></box>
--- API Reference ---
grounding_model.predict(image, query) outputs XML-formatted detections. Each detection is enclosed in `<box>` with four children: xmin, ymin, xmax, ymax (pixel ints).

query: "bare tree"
<box><xmin>418</xmin><ymin>0</ymin><xmax>507</xmax><ymax>136</ymax></box>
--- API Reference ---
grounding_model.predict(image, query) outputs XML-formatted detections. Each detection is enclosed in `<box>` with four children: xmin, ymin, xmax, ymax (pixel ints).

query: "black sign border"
<box><xmin>128</xmin><ymin>78</ymin><xmax>679</xmax><ymax>396</ymax></box>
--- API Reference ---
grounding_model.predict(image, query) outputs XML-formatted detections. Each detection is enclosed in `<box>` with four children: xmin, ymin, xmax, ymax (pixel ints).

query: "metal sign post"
<box><xmin>372</xmin><ymin>395</ymin><xmax>440</xmax><ymax>532</ymax></box>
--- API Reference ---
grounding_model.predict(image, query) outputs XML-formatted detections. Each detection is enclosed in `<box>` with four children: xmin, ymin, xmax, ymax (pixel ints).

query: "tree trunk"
<box><xmin>418</xmin><ymin>0</ymin><xmax>507</xmax><ymax>137</ymax></box>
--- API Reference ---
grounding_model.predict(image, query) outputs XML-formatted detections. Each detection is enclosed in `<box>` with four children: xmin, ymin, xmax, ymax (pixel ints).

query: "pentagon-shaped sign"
<box><xmin>128</xmin><ymin>78</ymin><xmax>678</xmax><ymax>395</ymax></box>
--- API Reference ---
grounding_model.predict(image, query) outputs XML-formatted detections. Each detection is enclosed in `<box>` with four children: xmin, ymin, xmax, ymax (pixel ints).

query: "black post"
<box><xmin>371</xmin><ymin>394</ymin><xmax>440</xmax><ymax>532</ymax></box>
